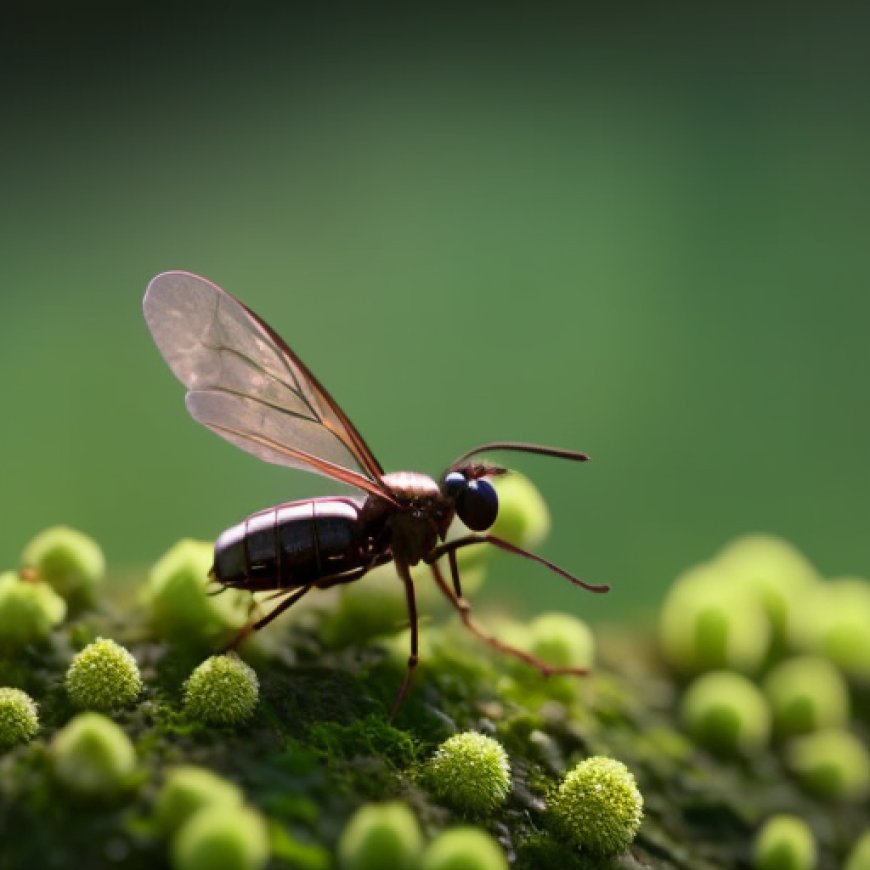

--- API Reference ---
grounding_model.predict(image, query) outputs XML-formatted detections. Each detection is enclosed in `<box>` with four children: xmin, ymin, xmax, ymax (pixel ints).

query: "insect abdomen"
<box><xmin>213</xmin><ymin>498</ymin><xmax>365</xmax><ymax>590</ymax></box>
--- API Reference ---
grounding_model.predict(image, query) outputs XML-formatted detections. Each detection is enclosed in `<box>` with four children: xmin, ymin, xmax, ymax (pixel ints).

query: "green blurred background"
<box><xmin>2</xmin><ymin>5</ymin><xmax>869</xmax><ymax>621</ymax></box>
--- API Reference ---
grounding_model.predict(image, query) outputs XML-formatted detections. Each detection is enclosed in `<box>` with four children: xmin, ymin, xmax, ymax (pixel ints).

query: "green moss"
<box><xmin>21</xmin><ymin>525</ymin><xmax>105</xmax><ymax>608</ymax></box>
<box><xmin>548</xmin><ymin>756</ymin><xmax>643</xmax><ymax>857</ymax></box>
<box><xmin>183</xmin><ymin>654</ymin><xmax>259</xmax><ymax>725</ymax></box>
<box><xmin>65</xmin><ymin>637</ymin><xmax>143</xmax><ymax>711</ymax></box>
<box><xmin>170</xmin><ymin>805</ymin><xmax>269</xmax><ymax>870</ymax></box>
<box><xmin>51</xmin><ymin>712</ymin><xmax>137</xmax><ymax>799</ymax></box>
<box><xmin>0</xmin><ymin>570</ymin><xmax>66</xmax><ymax>649</ymax></box>
<box><xmin>337</xmin><ymin>802</ymin><xmax>422</xmax><ymax>870</ymax></box>
<box><xmin>0</xmin><ymin>687</ymin><xmax>39</xmax><ymax>749</ymax></box>
<box><xmin>762</xmin><ymin>656</ymin><xmax>850</xmax><ymax>738</ymax></box>
<box><xmin>423</xmin><ymin>731</ymin><xmax>511</xmax><ymax>816</ymax></box>
<box><xmin>420</xmin><ymin>827</ymin><xmax>508</xmax><ymax>870</ymax></box>
<box><xmin>154</xmin><ymin>765</ymin><xmax>244</xmax><ymax>836</ymax></box>
<box><xmin>752</xmin><ymin>814</ymin><xmax>817</xmax><ymax>870</ymax></box>
<box><xmin>681</xmin><ymin>670</ymin><xmax>771</xmax><ymax>756</ymax></box>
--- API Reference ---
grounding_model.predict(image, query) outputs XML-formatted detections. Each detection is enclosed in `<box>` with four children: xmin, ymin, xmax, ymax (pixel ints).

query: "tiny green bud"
<box><xmin>681</xmin><ymin>670</ymin><xmax>771</xmax><ymax>756</ymax></box>
<box><xmin>715</xmin><ymin>534</ymin><xmax>818</xmax><ymax>651</ymax></box>
<box><xmin>752</xmin><ymin>814</ymin><xmax>817</xmax><ymax>870</ymax></box>
<box><xmin>792</xmin><ymin>578</ymin><xmax>870</xmax><ymax>679</ymax></box>
<box><xmin>20</xmin><ymin>525</ymin><xmax>105</xmax><ymax>606</ymax></box>
<box><xmin>489</xmin><ymin>472</ymin><xmax>551</xmax><ymax>549</ymax></box>
<box><xmin>337</xmin><ymin>802</ymin><xmax>422</xmax><ymax>870</ymax></box>
<box><xmin>762</xmin><ymin>656</ymin><xmax>850</xmax><ymax>738</ymax></box>
<box><xmin>424</xmin><ymin>731</ymin><xmax>511</xmax><ymax>816</ymax></box>
<box><xmin>146</xmin><ymin>539</ymin><xmax>248</xmax><ymax>646</ymax></box>
<box><xmin>155</xmin><ymin>766</ymin><xmax>243</xmax><ymax>837</ymax></box>
<box><xmin>420</xmin><ymin>827</ymin><xmax>508</xmax><ymax>870</ymax></box>
<box><xmin>528</xmin><ymin>612</ymin><xmax>594</xmax><ymax>670</ymax></box>
<box><xmin>171</xmin><ymin>805</ymin><xmax>269</xmax><ymax>870</ymax></box>
<box><xmin>0</xmin><ymin>687</ymin><xmax>39</xmax><ymax>750</ymax></box>
<box><xmin>786</xmin><ymin>728</ymin><xmax>870</xmax><ymax>802</ymax></box>
<box><xmin>51</xmin><ymin>712</ymin><xmax>136</xmax><ymax>798</ymax></box>
<box><xmin>183</xmin><ymin>655</ymin><xmax>259</xmax><ymax>725</ymax></box>
<box><xmin>844</xmin><ymin>830</ymin><xmax>870</xmax><ymax>870</ymax></box>
<box><xmin>548</xmin><ymin>756</ymin><xmax>643</xmax><ymax>856</ymax></box>
<box><xmin>659</xmin><ymin>563</ymin><xmax>770</xmax><ymax>675</ymax></box>
<box><xmin>65</xmin><ymin>637</ymin><xmax>143</xmax><ymax>711</ymax></box>
<box><xmin>0</xmin><ymin>570</ymin><xmax>66</xmax><ymax>648</ymax></box>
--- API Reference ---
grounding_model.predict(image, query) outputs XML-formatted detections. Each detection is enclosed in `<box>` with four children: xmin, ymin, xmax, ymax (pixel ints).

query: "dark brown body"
<box><xmin>212</xmin><ymin>471</ymin><xmax>451</xmax><ymax>592</ymax></box>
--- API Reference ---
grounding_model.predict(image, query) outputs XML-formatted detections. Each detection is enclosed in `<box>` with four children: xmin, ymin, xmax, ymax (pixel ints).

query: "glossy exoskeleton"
<box><xmin>143</xmin><ymin>271</ymin><xmax>609</xmax><ymax>714</ymax></box>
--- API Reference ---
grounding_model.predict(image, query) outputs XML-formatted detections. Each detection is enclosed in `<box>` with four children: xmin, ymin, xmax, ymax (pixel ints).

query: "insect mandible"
<box><xmin>143</xmin><ymin>271</ymin><xmax>609</xmax><ymax>714</ymax></box>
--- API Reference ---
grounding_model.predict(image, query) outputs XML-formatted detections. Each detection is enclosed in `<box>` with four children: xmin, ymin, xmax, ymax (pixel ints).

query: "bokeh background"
<box><xmin>2</xmin><ymin>5</ymin><xmax>869</xmax><ymax>621</ymax></box>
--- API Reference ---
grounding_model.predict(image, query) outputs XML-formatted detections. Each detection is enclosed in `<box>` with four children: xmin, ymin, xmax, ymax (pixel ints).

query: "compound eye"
<box><xmin>457</xmin><ymin>478</ymin><xmax>498</xmax><ymax>531</ymax></box>
<box><xmin>442</xmin><ymin>471</ymin><xmax>467</xmax><ymax>499</ymax></box>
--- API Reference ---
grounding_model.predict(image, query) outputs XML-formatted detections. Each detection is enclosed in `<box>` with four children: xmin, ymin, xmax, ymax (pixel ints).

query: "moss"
<box><xmin>154</xmin><ymin>765</ymin><xmax>244</xmax><ymax>836</ymax></box>
<box><xmin>0</xmin><ymin>570</ymin><xmax>66</xmax><ymax>649</ymax></box>
<box><xmin>423</xmin><ymin>731</ymin><xmax>511</xmax><ymax>816</ymax></box>
<box><xmin>170</xmin><ymin>805</ymin><xmax>269</xmax><ymax>870</ymax></box>
<box><xmin>20</xmin><ymin>525</ymin><xmax>106</xmax><ymax>608</ymax></box>
<box><xmin>0</xmin><ymin>687</ymin><xmax>39</xmax><ymax>749</ymax></box>
<box><xmin>844</xmin><ymin>831</ymin><xmax>870</xmax><ymax>870</ymax></box>
<box><xmin>785</xmin><ymin>728</ymin><xmax>870</xmax><ymax>802</ymax></box>
<box><xmin>183</xmin><ymin>654</ymin><xmax>259</xmax><ymax>725</ymax></box>
<box><xmin>337</xmin><ymin>801</ymin><xmax>422</xmax><ymax>870</ymax></box>
<box><xmin>420</xmin><ymin>827</ymin><xmax>508</xmax><ymax>870</ymax></box>
<box><xmin>547</xmin><ymin>755</ymin><xmax>644</xmax><ymax>857</ymax></box>
<box><xmin>752</xmin><ymin>814</ymin><xmax>817</xmax><ymax>870</ymax></box>
<box><xmin>65</xmin><ymin>637</ymin><xmax>143</xmax><ymax>711</ymax></box>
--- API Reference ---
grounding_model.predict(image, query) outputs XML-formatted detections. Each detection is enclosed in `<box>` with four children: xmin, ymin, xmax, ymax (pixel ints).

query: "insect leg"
<box><xmin>389</xmin><ymin>560</ymin><xmax>419</xmax><ymax>720</ymax></box>
<box><xmin>429</xmin><ymin>560</ymin><xmax>589</xmax><ymax>678</ymax></box>
<box><xmin>427</xmin><ymin>534</ymin><xmax>609</xmax><ymax>593</ymax></box>
<box><xmin>222</xmin><ymin>584</ymin><xmax>314</xmax><ymax>651</ymax></box>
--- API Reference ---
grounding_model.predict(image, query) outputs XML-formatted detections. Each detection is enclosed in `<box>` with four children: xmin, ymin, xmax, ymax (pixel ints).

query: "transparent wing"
<box><xmin>143</xmin><ymin>271</ymin><xmax>393</xmax><ymax>501</ymax></box>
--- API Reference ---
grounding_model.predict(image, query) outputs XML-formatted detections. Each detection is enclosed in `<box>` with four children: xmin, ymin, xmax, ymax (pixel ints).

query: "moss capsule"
<box><xmin>0</xmin><ymin>570</ymin><xmax>66</xmax><ymax>648</ymax></box>
<box><xmin>681</xmin><ymin>670</ymin><xmax>771</xmax><ymax>756</ymax></box>
<box><xmin>171</xmin><ymin>805</ymin><xmax>269</xmax><ymax>870</ymax></box>
<box><xmin>786</xmin><ymin>728</ymin><xmax>870</xmax><ymax>802</ymax></box>
<box><xmin>65</xmin><ymin>637</ymin><xmax>143</xmax><ymax>711</ymax></box>
<box><xmin>528</xmin><ymin>612</ymin><xmax>594</xmax><ymax>671</ymax></box>
<box><xmin>0</xmin><ymin>687</ymin><xmax>39</xmax><ymax>750</ymax></box>
<box><xmin>20</xmin><ymin>525</ymin><xmax>105</xmax><ymax>607</ymax></box>
<box><xmin>752</xmin><ymin>814</ymin><xmax>817</xmax><ymax>870</ymax></box>
<box><xmin>183</xmin><ymin>654</ymin><xmax>259</xmax><ymax>725</ymax></box>
<box><xmin>51</xmin><ymin>712</ymin><xmax>136</xmax><ymax>799</ymax></box>
<box><xmin>337</xmin><ymin>802</ymin><xmax>422</xmax><ymax>870</ymax></box>
<box><xmin>420</xmin><ymin>827</ymin><xmax>508</xmax><ymax>870</ymax></box>
<box><xmin>844</xmin><ymin>830</ymin><xmax>870</xmax><ymax>870</ymax></box>
<box><xmin>548</xmin><ymin>756</ymin><xmax>643</xmax><ymax>856</ymax></box>
<box><xmin>424</xmin><ymin>731</ymin><xmax>511</xmax><ymax>816</ymax></box>
<box><xmin>762</xmin><ymin>656</ymin><xmax>850</xmax><ymax>738</ymax></box>
<box><xmin>489</xmin><ymin>472</ymin><xmax>551</xmax><ymax>549</ymax></box>
<box><xmin>155</xmin><ymin>765</ymin><xmax>244</xmax><ymax>837</ymax></box>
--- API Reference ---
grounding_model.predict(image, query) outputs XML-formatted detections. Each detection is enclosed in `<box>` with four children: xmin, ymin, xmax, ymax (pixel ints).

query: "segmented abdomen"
<box><xmin>212</xmin><ymin>497</ymin><xmax>365</xmax><ymax>590</ymax></box>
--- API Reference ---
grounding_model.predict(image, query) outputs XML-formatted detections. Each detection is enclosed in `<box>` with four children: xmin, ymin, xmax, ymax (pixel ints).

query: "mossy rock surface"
<box><xmin>0</xmin><ymin>571</ymin><xmax>867</xmax><ymax>870</ymax></box>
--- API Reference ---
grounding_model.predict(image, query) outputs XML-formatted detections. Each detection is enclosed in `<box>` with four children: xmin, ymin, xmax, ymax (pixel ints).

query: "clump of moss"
<box><xmin>423</xmin><ymin>731</ymin><xmax>511</xmax><ymax>816</ymax></box>
<box><xmin>154</xmin><ymin>765</ymin><xmax>243</xmax><ymax>836</ymax></box>
<box><xmin>337</xmin><ymin>802</ymin><xmax>422</xmax><ymax>870</ymax></box>
<box><xmin>785</xmin><ymin>728</ymin><xmax>870</xmax><ymax>802</ymax></box>
<box><xmin>50</xmin><ymin>712</ymin><xmax>137</xmax><ymax>799</ymax></box>
<box><xmin>0</xmin><ymin>687</ymin><xmax>39</xmax><ymax>750</ymax></box>
<box><xmin>792</xmin><ymin>578</ymin><xmax>870</xmax><ymax>679</ymax></box>
<box><xmin>420</xmin><ymin>827</ymin><xmax>508</xmax><ymax>870</ymax></box>
<box><xmin>752</xmin><ymin>814</ymin><xmax>817</xmax><ymax>870</ymax></box>
<box><xmin>183</xmin><ymin>654</ymin><xmax>259</xmax><ymax>725</ymax></box>
<box><xmin>0</xmin><ymin>570</ymin><xmax>66</xmax><ymax>648</ymax></box>
<box><xmin>65</xmin><ymin>637</ymin><xmax>143</xmax><ymax>711</ymax></box>
<box><xmin>714</xmin><ymin>533</ymin><xmax>819</xmax><ymax>651</ymax></box>
<box><xmin>490</xmin><ymin>471</ymin><xmax>551</xmax><ymax>549</ymax></box>
<box><xmin>844</xmin><ymin>830</ymin><xmax>870</xmax><ymax>870</ymax></box>
<box><xmin>20</xmin><ymin>525</ymin><xmax>105</xmax><ymax>607</ymax></box>
<box><xmin>170</xmin><ymin>805</ymin><xmax>269</xmax><ymax>870</ymax></box>
<box><xmin>527</xmin><ymin>612</ymin><xmax>594</xmax><ymax>670</ymax></box>
<box><xmin>548</xmin><ymin>755</ymin><xmax>644</xmax><ymax>856</ymax></box>
<box><xmin>680</xmin><ymin>670</ymin><xmax>771</xmax><ymax>756</ymax></box>
<box><xmin>762</xmin><ymin>656</ymin><xmax>850</xmax><ymax>738</ymax></box>
<box><xmin>659</xmin><ymin>563</ymin><xmax>770</xmax><ymax>675</ymax></box>
<box><xmin>145</xmin><ymin>539</ymin><xmax>249</xmax><ymax>647</ymax></box>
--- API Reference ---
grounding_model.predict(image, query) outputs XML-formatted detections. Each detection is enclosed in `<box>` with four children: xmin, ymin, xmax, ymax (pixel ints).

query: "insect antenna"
<box><xmin>448</xmin><ymin>440</ymin><xmax>590</xmax><ymax>471</ymax></box>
